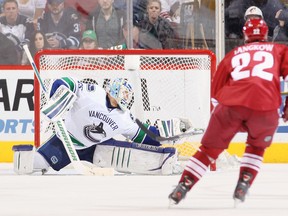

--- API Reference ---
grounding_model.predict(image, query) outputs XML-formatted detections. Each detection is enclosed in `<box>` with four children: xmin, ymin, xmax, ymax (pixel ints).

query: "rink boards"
<box><xmin>0</xmin><ymin>68</ymin><xmax>287</xmax><ymax>163</ymax></box>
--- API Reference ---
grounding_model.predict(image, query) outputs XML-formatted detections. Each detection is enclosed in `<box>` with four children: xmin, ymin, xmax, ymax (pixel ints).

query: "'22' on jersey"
<box><xmin>212</xmin><ymin>42</ymin><xmax>288</xmax><ymax>111</ymax></box>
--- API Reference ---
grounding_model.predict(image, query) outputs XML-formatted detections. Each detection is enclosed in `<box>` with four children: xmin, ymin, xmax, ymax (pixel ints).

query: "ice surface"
<box><xmin>0</xmin><ymin>163</ymin><xmax>287</xmax><ymax>216</ymax></box>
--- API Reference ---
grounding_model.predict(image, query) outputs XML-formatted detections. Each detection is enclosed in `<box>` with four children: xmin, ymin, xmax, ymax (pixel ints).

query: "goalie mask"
<box><xmin>108</xmin><ymin>78</ymin><xmax>134</xmax><ymax>111</ymax></box>
<box><xmin>243</xmin><ymin>18</ymin><xmax>268</xmax><ymax>43</ymax></box>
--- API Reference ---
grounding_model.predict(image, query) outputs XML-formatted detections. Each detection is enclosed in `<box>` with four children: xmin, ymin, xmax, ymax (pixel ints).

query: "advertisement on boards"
<box><xmin>0</xmin><ymin>71</ymin><xmax>34</xmax><ymax>141</ymax></box>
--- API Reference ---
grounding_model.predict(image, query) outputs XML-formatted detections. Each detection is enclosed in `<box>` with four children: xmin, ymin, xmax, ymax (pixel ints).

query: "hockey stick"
<box><xmin>23</xmin><ymin>45</ymin><xmax>102</xmax><ymax>176</ymax></box>
<box><xmin>135</xmin><ymin>119</ymin><xmax>204</xmax><ymax>142</ymax></box>
<box><xmin>200</xmin><ymin>23</ymin><xmax>208</xmax><ymax>49</ymax></box>
<box><xmin>281</xmin><ymin>92</ymin><xmax>288</xmax><ymax>95</ymax></box>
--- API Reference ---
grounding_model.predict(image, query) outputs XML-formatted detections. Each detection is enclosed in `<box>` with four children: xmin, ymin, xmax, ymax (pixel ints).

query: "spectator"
<box><xmin>225</xmin><ymin>0</ymin><xmax>286</xmax><ymax>39</ymax></box>
<box><xmin>65</xmin><ymin>0</ymin><xmax>98</xmax><ymax>19</ymax></box>
<box><xmin>225</xmin><ymin>0</ymin><xmax>248</xmax><ymax>39</ymax></box>
<box><xmin>0</xmin><ymin>0</ymin><xmax>34</xmax><ymax>63</ymax></box>
<box><xmin>133</xmin><ymin>0</ymin><xmax>148</xmax><ymax>21</ymax></box>
<box><xmin>110</xmin><ymin>17</ymin><xmax>141</xmax><ymax>49</ymax></box>
<box><xmin>79</xmin><ymin>29</ymin><xmax>98</xmax><ymax>50</ymax></box>
<box><xmin>272</xmin><ymin>8</ymin><xmax>288</xmax><ymax>42</ymax></box>
<box><xmin>159</xmin><ymin>0</ymin><xmax>180</xmax><ymax>23</ymax></box>
<box><xmin>0</xmin><ymin>31</ymin><xmax>18</xmax><ymax>64</ymax></box>
<box><xmin>64</xmin><ymin>0</ymin><xmax>98</xmax><ymax>31</ymax></box>
<box><xmin>243</xmin><ymin>4</ymin><xmax>288</xmax><ymax>43</ymax></box>
<box><xmin>38</xmin><ymin>0</ymin><xmax>81</xmax><ymax>49</ymax></box>
<box><xmin>17</xmin><ymin>0</ymin><xmax>47</xmax><ymax>28</ymax></box>
<box><xmin>138</xmin><ymin>0</ymin><xmax>179</xmax><ymax>49</ymax></box>
<box><xmin>87</xmin><ymin>0</ymin><xmax>123</xmax><ymax>49</ymax></box>
<box><xmin>0</xmin><ymin>0</ymin><xmax>34</xmax><ymax>43</ymax></box>
<box><xmin>122</xmin><ymin>20</ymin><xmax>141</xmax><ymax>49</ymax></box>
<box><xmin>113</xmin><ymin>0</ymin><xmax>126</xmax><ymax>18</ymax></box>
<box><xmin>22</xmin><ymin>30</ymin><xmax>49</xmax><ymax>64</ymax></box>
<box><xmin>77</xmin><ymin>30</ymin><xmax>99</xmax><ymax>66</ymax></box>
<box><xmin>253</xmin><ymin>0</ymin><xmax>286</xmax><ymax>36</ymax></box>
<box><xmin>0</xmin><ymin>0</ymin><xmax>5</xmax><ymax>14</ymax></box>
<box><xmin>30</xmin><ymin>30</ymin><xmax>49</xmax><ymax>53</ymax></box>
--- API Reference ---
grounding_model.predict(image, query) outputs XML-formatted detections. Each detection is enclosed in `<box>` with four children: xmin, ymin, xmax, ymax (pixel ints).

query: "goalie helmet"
<box><xmin>244</xmin><ymin>6</ymin><xmax>263</xmax><ymax>20</ymax></box>
<box><xmin>243</xmin><ymin>18</ymin><xmax>268</xmax><ymax>43</ymax></box>
<box><xmin>108</xmin><ymin>78</ymin><xmax>134</xmax><ymax>111</ymax></box>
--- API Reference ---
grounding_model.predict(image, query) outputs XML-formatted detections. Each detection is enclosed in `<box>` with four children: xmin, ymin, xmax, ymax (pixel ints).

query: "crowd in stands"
<box><xmin>225</xmin><ymin>0</ymin><xmax>288</xmax><ymax>51</ymax></box>
<box><xmin>0</xmin><ymin>0</ymin><xmax>288</xmax><ymax>65</ymax></box>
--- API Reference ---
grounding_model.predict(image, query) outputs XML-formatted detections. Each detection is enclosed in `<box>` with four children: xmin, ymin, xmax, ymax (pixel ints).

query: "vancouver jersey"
<box><xmin>212</xmin><ymin>42</ymin><xmax>288</xmax><ymax>111</ymax></box>
<box><xmin>49</xmin><ymin>77</ymin><xmax>159</xmax><ymax>149</ymax></box>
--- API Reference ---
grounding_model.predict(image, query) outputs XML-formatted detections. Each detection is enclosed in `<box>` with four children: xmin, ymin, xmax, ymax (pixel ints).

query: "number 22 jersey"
<box><xmin>212</xmin><ymin>42</ymin><xmax>288</xmax><ymax>111</ymax></box>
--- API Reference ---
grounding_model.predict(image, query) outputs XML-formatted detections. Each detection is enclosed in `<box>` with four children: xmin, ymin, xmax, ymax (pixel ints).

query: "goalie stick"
<box><xmin>135</xmin><ymin>119</ymin><xmax>204</xmax><ymax>142</ymax></box>
<box><xmin>23</xmin><ymin>45</ymin><xmax>110</xmax><ymax>176</ymax></box>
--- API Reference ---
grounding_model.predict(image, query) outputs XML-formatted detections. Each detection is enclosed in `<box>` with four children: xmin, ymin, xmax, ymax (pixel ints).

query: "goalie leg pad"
<box><xmin>93</xmin><ymin>139</ymin><xmax>179</xmax><ymax>175</ymax></box>
<box><xmin>33</xmin><ymin>152</ymin><xmax>50</xmax><ymax>173</ymax></box>
<box><xmin>37</xmin><ymin>135</ymin><xmax>72</xmax><ymax>171</ymax></box>
<box><xmin>13</xmin><ymin>145</ymin><xmax>35</xmax><ymax>175</ymax></box>
<box><xmin>38</xmin><ymin>135</ymin><xmax>99</xmax><ymax>171</ymax></box>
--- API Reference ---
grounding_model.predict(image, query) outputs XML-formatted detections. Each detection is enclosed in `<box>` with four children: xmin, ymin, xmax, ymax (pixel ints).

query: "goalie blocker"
<box><xmin>13</xmin><ymin>137</ymin><xmax>181</xmax><ymax>175</ymax></box>
<box><xmin>41</xmin><ymin>85</ymin><xmax>77</xmax><ymax>122</ymax></box>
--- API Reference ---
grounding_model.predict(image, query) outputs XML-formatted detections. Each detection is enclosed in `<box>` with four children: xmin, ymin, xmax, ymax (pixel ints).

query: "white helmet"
<box><xmin>244</xmin><ymin>6</ymin><xmax>263</xmax><ymax>20</ymax></box>
<box><xmin>108</xmin><ymin>78</ymin><xmax>134</xmax><ymax>111</ymax></box>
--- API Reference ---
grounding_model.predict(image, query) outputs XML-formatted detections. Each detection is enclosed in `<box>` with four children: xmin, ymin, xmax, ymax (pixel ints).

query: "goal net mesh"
<box><xmin>33</xmin><ymin>49</ymin><xmax>238</xmax><ymax>169</ymax></box>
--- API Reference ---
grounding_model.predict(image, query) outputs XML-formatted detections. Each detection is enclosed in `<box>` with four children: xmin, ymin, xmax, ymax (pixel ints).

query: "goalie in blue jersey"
<box><xmin>13</xmin><ymin>77</ymin><xmax>195</xmax><ymax>175</ymax></box>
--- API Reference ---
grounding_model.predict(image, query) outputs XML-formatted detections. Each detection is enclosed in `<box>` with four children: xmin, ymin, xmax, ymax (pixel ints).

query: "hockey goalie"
<box><xmin>13</xmin><ymin>77</ymin><xmax>199</xmax><ymax>175</ymax></box>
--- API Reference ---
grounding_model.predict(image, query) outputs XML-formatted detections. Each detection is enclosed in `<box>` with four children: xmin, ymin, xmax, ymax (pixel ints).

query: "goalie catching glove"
<box><xmin>157</xmin><ymin>118</ymin><xmax>203</xmax><ymax>144</ymax></box>
<box><xmin>41</xmin><ymin>85</ymin><xmax>77</xmax><ymax>122</ymax></box>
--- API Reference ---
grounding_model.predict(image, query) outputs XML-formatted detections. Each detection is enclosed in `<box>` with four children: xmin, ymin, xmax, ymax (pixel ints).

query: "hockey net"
<box><xmin>34</xmin><ymin>49</ymin><xmax>239</xmax><ymax>170</ymax></box>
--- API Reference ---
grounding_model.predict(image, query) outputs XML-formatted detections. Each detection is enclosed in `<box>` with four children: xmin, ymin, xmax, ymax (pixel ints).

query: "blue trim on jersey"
<box><xmin>131</xmin><ymin>124</ymin><xmax>161</xmax><ymax>146</ymax></box>
<box><xmin>142</xmin><ymin>126</ymin><xmax>161</xmax><ymax>146</ymax></box>
<box><xmin>130</xmin><ymin>127</ymin><xmax>141</xmax><ymax>141</ymax></box>
<box><xmin>49</xmin><ymin>78</ymin><xmax>77</xmax><ymax>97</ymax></box>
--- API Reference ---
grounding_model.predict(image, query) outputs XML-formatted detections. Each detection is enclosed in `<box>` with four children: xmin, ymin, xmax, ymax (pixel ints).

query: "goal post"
<box><xmin>34</xmin><ymin>49</ymin><xmax>216</xmax><ymax>158</ymax></box>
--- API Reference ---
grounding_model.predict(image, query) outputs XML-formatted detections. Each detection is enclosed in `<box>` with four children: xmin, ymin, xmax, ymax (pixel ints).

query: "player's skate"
<box><xmin>233</xmin><ymin>171</ymin><xmax>253</xmax><ymax>206</ymax></box>
<box><xmin>168</xmin><ymin>175</ymin><xmax>194</xmax><ymax>205</ymax></box>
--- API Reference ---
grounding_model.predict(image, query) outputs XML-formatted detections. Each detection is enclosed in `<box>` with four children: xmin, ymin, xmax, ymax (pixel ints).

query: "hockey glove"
<box><xmin>41</xmin><ymin>85</ymin><xmax>77</xmax><ymax>122</ymax></box>
<box><xmin>282</xmin><ymin>96</ymin><xmax>288</xmax><ymax>122</ymax></box>
<box><xmin>157</xmin><ymin>118</ymin><xmax>194</xmax><ymax>144</ymax></box>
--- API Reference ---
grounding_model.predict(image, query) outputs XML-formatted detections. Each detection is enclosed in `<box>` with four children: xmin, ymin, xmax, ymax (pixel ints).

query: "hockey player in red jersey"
<box><xmin>169</xmin><ymin>18</ymin><xmax>288</xmax><ymax>205</ymax></box>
